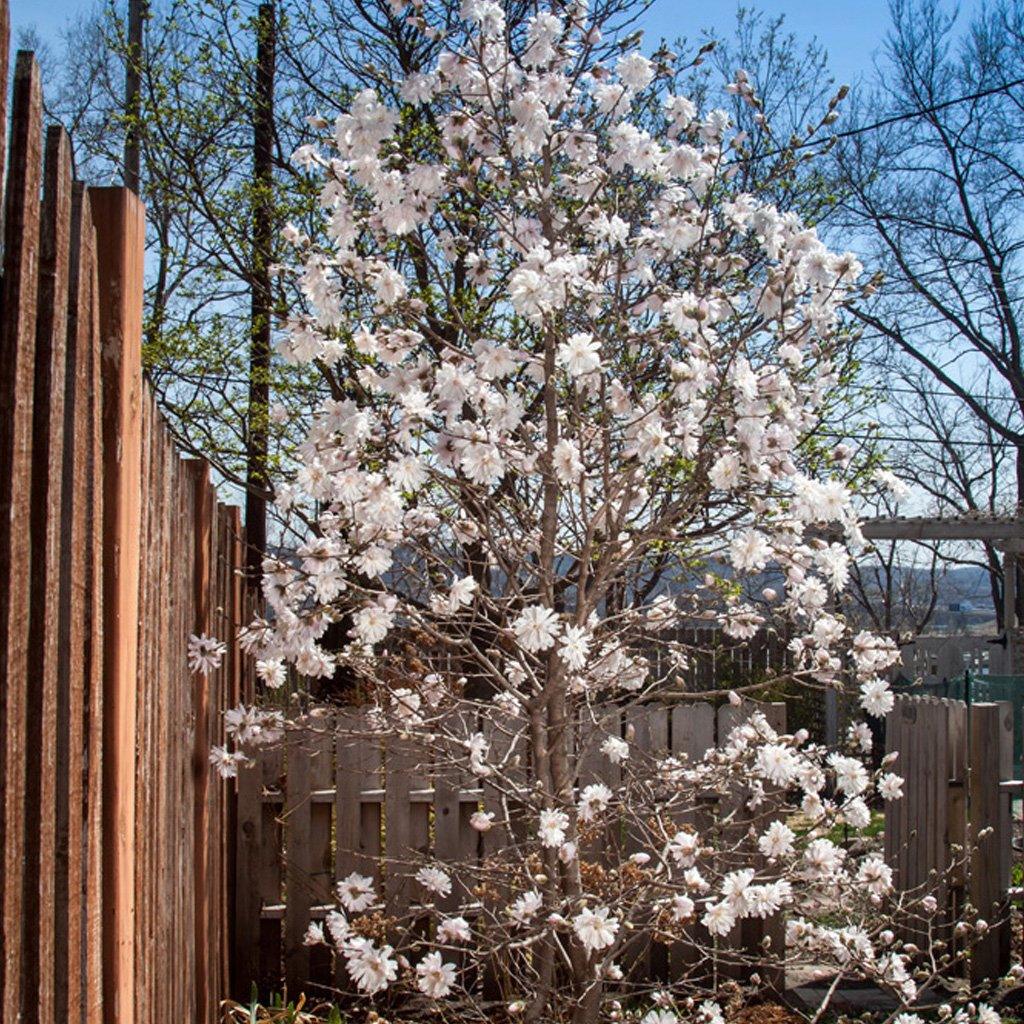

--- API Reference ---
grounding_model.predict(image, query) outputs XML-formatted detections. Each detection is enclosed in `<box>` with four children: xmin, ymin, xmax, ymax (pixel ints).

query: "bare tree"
<box><xmin>831</xmin><ymin>0</ymin><xmax>1024</xmax><ymax>627</ymax></box>
<box><xmin>844</xmin><ymin>493</ymin><xmax>946</xmax><ymax>640</ymax></box>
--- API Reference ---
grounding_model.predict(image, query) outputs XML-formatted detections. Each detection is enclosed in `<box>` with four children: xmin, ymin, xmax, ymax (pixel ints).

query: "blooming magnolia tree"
<box><xmin>206</xmin><ymin>0</ymin><xmax>1008</xmax><ymax>1020</ymax></box>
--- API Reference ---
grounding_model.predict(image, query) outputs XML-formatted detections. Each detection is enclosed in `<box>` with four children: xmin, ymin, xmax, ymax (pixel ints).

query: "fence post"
<box><xmin>91</xmin><ymin>186</ymin><xmax>145</xmax><ymax>1024</ymax></box>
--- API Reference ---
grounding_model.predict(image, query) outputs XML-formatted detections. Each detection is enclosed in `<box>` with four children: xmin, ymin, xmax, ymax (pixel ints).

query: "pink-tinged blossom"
<box><xmin>573</xmin><ymin>906</ymin><xmax>619</xmax><ymax>952</ymax></box>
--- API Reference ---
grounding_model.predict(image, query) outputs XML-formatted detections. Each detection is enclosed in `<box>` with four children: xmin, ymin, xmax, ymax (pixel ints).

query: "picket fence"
<box><xmin>0</xmin><ymin>23</ymin><xmax>254</xmax><ymax>1024</ymax></box>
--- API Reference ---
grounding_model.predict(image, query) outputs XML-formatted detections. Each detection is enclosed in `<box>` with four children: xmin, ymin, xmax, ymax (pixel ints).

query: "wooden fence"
<box><xmin>0</xmin><ymin>22</ymin><xmax>252</xmax><ymax>1024</ymax></box>
<box><xmin>237</xmin><ymin>695</ymin><xmax>1018</xmax><ymax>999</ymax></box>
<box><xmin>234</xmin><ymin>701</ymin><xmax>787</xmax><ymax>999</ymax></box>
<box><xmin>884</xmin><ymin>697</ymin><xmax>1015</xmax><ymax>982</ymax></box>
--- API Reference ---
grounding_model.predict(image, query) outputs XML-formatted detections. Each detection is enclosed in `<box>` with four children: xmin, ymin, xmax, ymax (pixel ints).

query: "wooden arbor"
<box><xmin>862</xmin><ymin>513</ymin><xmax>1024</xmax><ymax>673</ymax></box>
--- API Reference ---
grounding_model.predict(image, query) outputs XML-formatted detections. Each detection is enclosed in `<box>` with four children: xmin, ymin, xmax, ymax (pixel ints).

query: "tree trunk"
<box><xmin>246</xmin><ymin>0</ymin><xmax>275</xmax><ymax>578</ymax></box>
<box><xmin>123</xmin><ymin>0</ymin><xmax>145</xmax><ymax>193</ymax></box>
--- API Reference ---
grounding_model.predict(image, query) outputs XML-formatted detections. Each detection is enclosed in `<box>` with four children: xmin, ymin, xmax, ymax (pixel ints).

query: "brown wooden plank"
<box><xmin>577</xmin><ymin>706</ymin><xmax>621</xmax><ymax>865</ymax></box>
<box><xmin>259</xmin><ymin>744</ymin><xmax>284</xmax><ymax>992</ymax></box>
<box><xmin>334</xmin><ymin>712</ymin><xmax>381</xmax><ymax>988</ymax></box>
<box><xmin>22</xmin><ymin>123</ymin><xmax>72</xmax><ymax>1024</ymax></box>
<box><xmin>234</xmin><ymin>756</ymin><xmax>263</xmax><ymax>997</ymax></box>
<box><xmin>0</xmin><ymin>50</ymin><xmax>43</xmax><ymax>1021</ymax></box>
<box><xmin>435</xmin><ymin>713</ymin><xmax>470</xmax><ymax>913</ymax></box>
<box><xmin>969</xmin><ymin>703</ymin><xmax>1012</xmax><ymax>981</ymax></box>
<box><xmin>150</xmin><ymin>409</ymin><xmax>171</xmax><ymax>1023</ymax></box>
<box><xmin>55</xmin><ymin>181</ymin><xmax>94</xmax><ymax>1024</ymax></box>
<box><xmin>188</xmin><ymin>459</ymin><xmax>214</xmax><ymax>1024</ymax></box>
<box><xmin>91</xmin><ymin>185</ymin><xmax>146</xmax><ymax>1024</ymax></box>
<box><xmin>284</xmin><ymin>734</ymin><xmax>312</xmax><ymax>995</ymax></box>
<box><xmin>178</xmin><ymin>462</ymin><xmax>198</xmax><ymax>1024</ymax></box>
<box><xmin>669</xmin><ymin>702</ymin><xmax>714</xmax><ymax>981</ymax></box>
<box><xmin>384</xmin><ymin>736</ymin><xmax>416</xmax><ymax>918</ymax></box>
<box><xmin>226</xmin><ymin>506</ymin><xmax>246</xmax><ymax>998</ymax></box>
<box><xmin>0</xmin><ymin>2</ymin><xmax>10</xmax><ymax>225</ymax></box>
<box><xmin>79</xmin><ymin>189</ymin><xmax>104</xmax><ymax>1024</ymax></box>
<box><xmin>133</xmin><ymin>395</ymin><xmax>156</xmax><ymax>1016</ymax></box>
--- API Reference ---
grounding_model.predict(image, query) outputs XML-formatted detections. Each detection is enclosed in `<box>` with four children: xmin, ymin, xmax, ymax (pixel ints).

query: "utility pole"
<box><xmin>246</xmin><ymin>1</ymin><xmax>275</xmax><ymax>579</ymax></box>
<box><xmin>124</xmin><ymin>0</ymin><xmax>145</xmax><ymax>193</ymax></box>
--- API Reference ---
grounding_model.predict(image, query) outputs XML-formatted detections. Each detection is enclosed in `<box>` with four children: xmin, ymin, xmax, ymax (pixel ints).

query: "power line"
<box><xmin>812</xmin><ymin>430</ymin><xmax>1014</xmax><ymax>449</ymax></box>
<box><xmin>860</xmin><ymin>384</ymin><xmax>1024</xmax><ymax>404</ymax></box>
<box><xmin>756</xmin><ymin>76</ymin><xmax>1024</xmax><ymax>158</ymax></box>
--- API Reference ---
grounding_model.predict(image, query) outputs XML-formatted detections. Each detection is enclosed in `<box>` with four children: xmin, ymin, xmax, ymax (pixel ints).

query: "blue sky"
<box><xmin>10</xmin><ymin>0</ymin><xmax>966</xmax><ymax>91</ymax></box>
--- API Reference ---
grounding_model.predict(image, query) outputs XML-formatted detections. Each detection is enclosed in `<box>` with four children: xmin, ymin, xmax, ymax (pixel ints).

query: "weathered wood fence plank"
<box><xmin>0</xmin><ymin>48</ymin><xmax>43</xmax><ymax>1022</ymax></box>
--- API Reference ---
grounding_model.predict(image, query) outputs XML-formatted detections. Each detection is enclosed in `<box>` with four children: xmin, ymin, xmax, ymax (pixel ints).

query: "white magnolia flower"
<box><xmin>351</xmin><ymin>602</ymin><xmax>394</xmax><ymax>644</ymax></box>
<box><xmin>601</xmin><ymin>735</ymin><xmax>629</xmax><ymax>764</ymax></box>
<box><xmin>447</xmin><ymin>574</ymin><xmax>478</xmax><ymax>611</ymax></box>
<box><xmin>537</xmin><ymin>808</ymin><xmax>570</xmax><ymax>847</ymax></box>
<box><xmin>188</xmin><ymin>633</ymin><xmax>226</xmax><ymax>675</ymax></box>
<box><xmin>668</xmin><ymin>831</ymin><xmax>700</xmax><ymax>868</ymax></box>
<box><xmin>701</xmin><ymin>900</ymin><xmax>736</xmax><ymax>937</ymax></box>
<box><xmin>509</xmin><ymin>890</ymin><xmax>543</xmax><ymax>924</ymax></box>
<box><xmin>803</xmin><ymin>838</ymin><xmax>845</xmax><ymax>877</ymax></box>
<box><xmin>437</xmin><ymin>916</ymin><xmax>472</xmax><ymax>944</ymax></box>
<box><xmin>209</xmin><ymin>745</ymin><xmax>245</xmax><ymax>779</ymax></box>
<box><xmin>860</xmin><ymin>677</ymin><xmax>895</xmax><ymax>717</ymax></box>
<box><xmin>470</xmin><ymin>810</ymin><xmax>495</xmax><ymax>832</ymax></box>
<box><xmin>344</xmin><ymin>937</ymin><xmax>398</xmax><ymax>994</ymax></box>
<box><xmin>730</xmin><ymin>528</ymin><xmax>772</xmax><ymax>573</ymax></box>
<box><xmin>643</xmin><ymin>1011</ymin><xmax>678</xmax><ymax>1024</ymax></box>
<box><xmin>416</xmin><ymin>951</ymin><xmax>456</xmax><ymax>998</ymax></box>
<box><xmin>512</xmin><ymin>605</ymin><xmax>561</xmax><ymax>652</ymax></box>
<box><xmin>559</xmin><ymin>625</ymin><xmax>592</xmax><ymax>670</ymax></box>
<box><xmin>336</xmin><ymin>872</ymin><xmax>376</xmax><ymax>913</ymax></box>
<box><xmin>572</xmin><ymin>906</ymin><xmax>619</xmax><ymax>952</ymax></box>
<box><xmin>255</xmin><ymin>657</ymin><xmax>286</xmax><ymax>689</ymax></box>
<box><xmin>391</xmin><ymin>688</ymin><xmax>423</xmax><ymax>725</ymax></box>
<box><xmin>878</xmin><ymin>772</ymin><xmax>904</xmax><ymax>801</ymax></box>
<box><xmin>325</xmin><ymin>910</ymin><xmax>350</xmax><ymax>946</ymax></box>
<box><xmin>577</xmin><ymin>783</ymin><xmax>613</xmax><ymax>822</ymax></box>
<box><xmin>557</xmin><ymin>332</ymin><xmax>602</xmax><ymax>377</ymax></box>
<box><xmin>857</xmin><ymin>856</ymin><xmax>893</xmax><ymax>895</ymax></box>
<box><xmin>699</xmin><ymin>1002</ymin><xmax>726</xmax><ymax>1024</ymax></box>
<box><xmin>670</xmin><ymin>894</ymin><xmax>695</xmax><ymax>921</ymax></box>
<box><xmin>829</xmin><ymin>753</ymin><xmax>869</xmax><ymax>797</ymax></box>
<box><xmin>758</xmin><ymin>821</ymin><xmax>795</xmax><ymax>859</ymax></box>
<box><xmin>415</xmin><ymin>866</ymin><xmax>452</xmax><ymax>898</ymax></box>
<box><xmin>755</xmin><ymin>744</ymin><xmax>799</xmax><ymax>786</ymax></box>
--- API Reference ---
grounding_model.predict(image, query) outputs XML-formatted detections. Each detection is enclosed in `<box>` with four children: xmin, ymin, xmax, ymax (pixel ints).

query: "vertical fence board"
<box><xmin>234</xmin><ymin>759</ymin><xmax>263</xmax><ymax>996</ymax></box>
<box><xmin>189</xmin><ymin>459</ymin><xmax>215</xmax><ymax>1024</ymax></box>
<box><xmin>23</xmin><ymin>122</ymin><xmax>72</xmax><ymax>1024</ymax></box>
<box><xmin>80</xmin><ymin>190</ymin><xmax>104</xmax><ymax>1024</ymax></box>
<box><xmin>55</xmin><ymin>181</ymin><xmax>93</xmax><ymax>1024</ymax></box>
<box><xmin>969</xmin><ymin>703</ymin><xmax>1012</xmax><ymax>981</ymax></box>
<box><xmin>92</xmin><ymin>186</ymin><xmax>145</xmax><ymax>1024</ymax></box>
<box><xmin>284</xmin><ymin>737</ymin><xmax>312</xmax><ymax>994</ymax></box>
<box><xmin>669</xmin><ymin>703</ymin><xmax>715</xmax><ymax>980</ymax></box>
<box><xmin>384</xmin><ymin>739</ymin><xmax>416</xmax><ymax>917</ymax></box>
<box><xmin>0</xmin><ymin>51</ymin><xmax>43</xmax><ymax>1022</ymax></box>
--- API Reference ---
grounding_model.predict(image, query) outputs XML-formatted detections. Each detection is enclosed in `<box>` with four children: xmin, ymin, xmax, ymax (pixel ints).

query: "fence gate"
<box><xmin>885</xmin><ymin>696</ymin><xmax>1015</xmax><ymax>981</ymax></box>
